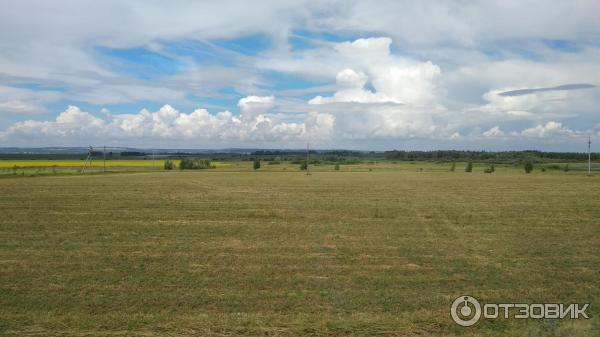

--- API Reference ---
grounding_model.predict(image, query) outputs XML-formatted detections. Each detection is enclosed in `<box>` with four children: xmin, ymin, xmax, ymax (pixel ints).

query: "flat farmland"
<box><xmin>1</xmin><ymin>170</ymin><xmax>599</xmax><ymax>336</ymax></box>
<box><xmin>0</xmin><ymin>159</ymin><xmax>234</xmax><ymax>177</ymax></box>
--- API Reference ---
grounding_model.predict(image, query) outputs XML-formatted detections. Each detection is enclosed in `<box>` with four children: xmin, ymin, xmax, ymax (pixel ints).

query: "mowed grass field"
<box><xmin>1</xmin><ymin>168</ymin><xmax>599</xmax><ymax>336</ymax></box>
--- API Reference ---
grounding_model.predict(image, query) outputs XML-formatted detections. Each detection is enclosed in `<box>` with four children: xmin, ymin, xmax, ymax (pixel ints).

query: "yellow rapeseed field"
<box><xmin>0</xmin><ymin>159</ymin><xmax>233</xmax><ymax>168</ymax></box>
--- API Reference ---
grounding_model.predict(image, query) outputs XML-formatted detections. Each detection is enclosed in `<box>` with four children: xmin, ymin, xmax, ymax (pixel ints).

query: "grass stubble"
<box><xmin>0</xmin><ymin>167</ymin><xmax>599</xmax><ymax>336</ymax></box>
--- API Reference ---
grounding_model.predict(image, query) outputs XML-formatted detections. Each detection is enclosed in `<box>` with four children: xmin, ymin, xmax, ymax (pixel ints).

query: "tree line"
<box><xmin>383</xmin><ymin>150</ymin><xmax>598</xmax><ymax>162</ymax></box>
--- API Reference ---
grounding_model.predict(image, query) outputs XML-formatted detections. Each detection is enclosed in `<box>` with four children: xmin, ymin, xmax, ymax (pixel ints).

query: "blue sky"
<box><xmin>0</xmin><ymin>1</ymin><xmax>599</xmax><ymax>150</ymax></box>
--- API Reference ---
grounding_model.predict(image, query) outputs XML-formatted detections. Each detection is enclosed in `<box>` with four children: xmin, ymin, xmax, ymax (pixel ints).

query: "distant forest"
<box><xmin>380</xmin><ymin>150</ymin><xmax>598</xmax><ymax>162</ymax></box>
<box><xmin>0</xmin><ymin>149</ymin><xmax>597</xmax><ymax>163</ymax></box>
<box><xmin>251</xmin><ymin>150</ymin><xmax>596</xmax><ymax>163</ymax></box>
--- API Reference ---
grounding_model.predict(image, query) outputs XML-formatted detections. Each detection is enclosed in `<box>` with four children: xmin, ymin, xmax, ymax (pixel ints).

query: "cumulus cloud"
<box><xmin>304</xmin><ymin>38</ymin><xmax>446</xmax><ymax>140</ymax></box>
<box><xmin>5</xmin><ymin>106</ymin><xmax>105</xmax><ymax>138</ymax></box>
<box><xmin>520</xmin><ymin>121</ymin><xmax>574</xmax><ymax>138</ymax></box>
<box><xmin>237</xmin><ymin>95</ymin><xmax>275</xmax><ymax>119</ymax></box>
<box><xmin>336</xmin><ymin>38</ymin><xmax>441</xmax><ymax>106</ymax></box>
<box><xmin>2</xmin><ymin>97</ymin><xmax>335</xmax><ymax>146</ymax></box>
<box><xmin>483</xmin><ymin>126</ymin><xmax>505</xmax><ymax>138</ymax></box>
<box><xmin>285</xmin><ymin>37</ymin><xmax>442</xmax><ymax>106</ymax></box>
<box><xmin>309</xmin><ymin>69</ymin><xmax>394</xmax><ymax>104</ymax></box>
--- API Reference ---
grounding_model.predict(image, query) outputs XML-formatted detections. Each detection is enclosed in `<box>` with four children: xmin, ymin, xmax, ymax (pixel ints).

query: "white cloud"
<box><xmin>335</xmin><ymin>38</ymin><xmax>441</xmax><ymax>105</ymax></box>
<box><xmin>0</xmin><ymin>100</ymin><xmax>45</xmax><ymax>115</ymax></box>
<box><xmin>2</xmin><ymin>98</ymin><xmax>335</xmax><ymax>146</ymax></box>
<box><xmin>309</xmin><ymin>68</ymin><xmax>393</xmax><ymax>104</ymax></box>
<box><xmin>5</xmin><ymin>106</ymin><xmax>105</xmax><ymax>138</ymax></box>
<box><xmin>1</xmin><ymin>2</ymin><xmax>599</xmax><ymax>149</ymax></box>
<box><xmin>483</xmin><ymin>126</ymin><xmax>504</xmax><ymax>137</ymax></box>
<box><xmin>475</xmin><ymin>87</ymin><xmax>591</xmax><ymax>120</ymax></box>
<box><xmin>303</xmin><ymin>38</ymin><xmax>445</xmax><ymax>140</ymax></box>
<box><xmin>316</xmin><ymin>1</ymin><xmax>600</xmax><ymax>47</ymax></box>
<box><xmin>0</xmin><ymin>86</ymin><xmax>63</xmax><ymax>115</ymax></box>
<box><xmin>271</xmin><ymin>37</ymin><xmax>442</xmax><ymax>106</ymax></box>
<box><xmin>237</xmin><ymin>95</ymin><xmax>275</xmax><ymax>119</ymax></box>
<box><xmin>520</xmin><ymin>121</ymin><xmax>574</xmax><ymax>138</ymax></box>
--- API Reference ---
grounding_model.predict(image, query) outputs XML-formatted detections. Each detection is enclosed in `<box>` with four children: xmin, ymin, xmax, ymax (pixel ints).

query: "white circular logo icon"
<box><xmin>451</xmin><ymin>295</ymin><xmax>481</xmax><ymax>326</ymax></box>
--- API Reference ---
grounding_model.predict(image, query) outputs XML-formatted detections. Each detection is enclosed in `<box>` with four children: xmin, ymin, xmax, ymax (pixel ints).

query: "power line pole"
<box><xmin>588</xmin><ymin>136</ymin><xmax>592</xmax><ymax>176</ymax></box>
<box><xmin>103</xmin><ymin>145</ymin><xmax>106</xmax><ymax>172</ymax></box>
<box><xmin>306</xmin><ymin>142</ymin><xmax>310</xmax><ymax>175</ymax></box>
<box><xmin>82</xmin><ymin>146</ymin><xmax>93</xmax><ymax>173</ymax></box>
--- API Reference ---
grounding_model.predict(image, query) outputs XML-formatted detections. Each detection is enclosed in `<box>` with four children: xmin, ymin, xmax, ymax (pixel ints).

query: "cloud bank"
<box><xmin>1</xmin><ymin>97</ymin><xmax>335</xmax><ymax>147</ymax></box>
<box><xmin>1</xmin><ymin>1</ymin><xmax>599</xmax><ymax>150</ymax></box>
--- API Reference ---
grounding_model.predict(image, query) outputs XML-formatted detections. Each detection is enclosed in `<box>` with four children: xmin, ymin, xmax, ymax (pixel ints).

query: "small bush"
<box><xmin>524</xmin><ymin>161</ymin><xmax>533</xmax><ymax>174</ymax></box>
<box><xmin>484</xmin><ymin>164</ymin><xmax>495</xmax><ymax>173</ymax></box>
<box><xmin>465</xmin><ymin>162</ymin><xmax>473</xmax><ymax>172</ymax></box>
<box><xmin>300</xmin><ymin>161</ymin><xmax>307</xmax><ymax>170</ymax></box>
<box><xmin>564</xmin><ymin>164</ymin><xmax>570</xmax><ymax>172</ymax></box>
<box><xmin>163</xmin><ymin>160</ymin><xmax>174</xmax><ymax>170</ymax></box>
<box><xmin>253</xmin><ymin>159</ymin><xmax>261</xmax><ymax>170</ymax></box>
<box><xmin>450</xmin><ymin>162</ymin><xmax>455</xmax><ymax>172</ymax></box>
<box><xmin>179</xmin><ymin>158</ymin><xmax>213</xmax><ymax>170</ymax></box>
<box><xmin>334</xmin><ymin>164</ymin><xmax>340</xmax><ymax>171</ymax></box>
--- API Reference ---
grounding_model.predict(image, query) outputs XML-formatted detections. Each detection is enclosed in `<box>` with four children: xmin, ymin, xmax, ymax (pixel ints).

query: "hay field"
<box><xmin>0</xmin><ymin>169</ymin><xmax>598</xmax><ymax>336</ymax></box>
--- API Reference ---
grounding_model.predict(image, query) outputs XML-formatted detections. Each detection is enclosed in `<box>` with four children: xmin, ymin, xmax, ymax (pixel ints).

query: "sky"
<box><xmin>0</xmin><ymin>0</ymin><xmax>599</xmax><ymax>151</ymax></box>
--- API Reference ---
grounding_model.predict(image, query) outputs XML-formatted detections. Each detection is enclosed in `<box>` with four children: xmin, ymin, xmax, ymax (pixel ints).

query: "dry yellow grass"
<box><xmin>0</xmin><ymin>169</ymin><xmax>598</xmax><ymax>336</ymax></box>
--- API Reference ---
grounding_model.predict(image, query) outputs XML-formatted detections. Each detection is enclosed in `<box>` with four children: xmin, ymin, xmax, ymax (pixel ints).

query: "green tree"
<box><xmin>465</xmin><ymin>162</ymin><xmax>473</xmax><ymax>172</ymax></box>
<box><xmin>163</xmin><ymin>160</ymin><xmax>174</xmax><ymax>170</ymax></box>
<box><xmin>179</xmin><ymin>158</ymin><xmax>213</xmax><ymax>170</ymax></box>
<box><xmin>564</xmin><ymin>164</ymin><xmax>570</xmax><ymax>172</ymax></box>
<box><xmin>300</xmin><ymin>161</ymin><xmax>308</xmax><ymax>170</ymax></box>
<box><xmin>253</xmin><ymin>159</ymin><xmax>261</xmax><ymax>170</ymax></box>
<box><xmin>524</xmin><ymin>161</ymin><xmax>533</xmax><ymax>174</ymax></box>
<box><xmin>334</xmin><ymin>163</ymin><xmax>340</xmax><ymax>171</ymax></box>
<box><xmin>450</xmin><ymin>162</ymin><xmax>455</xmax><ymax>172</ymax></box>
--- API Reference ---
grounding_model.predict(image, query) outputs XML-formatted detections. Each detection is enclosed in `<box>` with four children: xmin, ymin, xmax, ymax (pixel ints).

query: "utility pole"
<box><xmin>103</xmin><ymin>146</ymin><xmax>106</xmax><ymax>172</ymax></box>
<box><xmin>82</xmin><ymin>146</ymin><xmax>93</xmax><ymax>173</ymax></box>
<box><xmin>89</xmin><ymin>146</ymin><xmax>94</xmax><ymax>171</ymax></box>
<box><xmin>588</xmin><ymin>136</ymin><xmax>592</xmax><ymax>176</ymax></box>
<box><xmin>306</xmin><ymin>142</ymin><xmax>310</xmax><ymax>175</ymax></box>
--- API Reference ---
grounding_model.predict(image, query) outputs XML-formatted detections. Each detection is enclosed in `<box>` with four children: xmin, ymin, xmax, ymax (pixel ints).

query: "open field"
<box><xmin>0</xmin><ymin>159</ymin><xmax>235</xmax><ymax>177</ymax></box>
<box><xmin>0</xmin><ymin>159</ymin><xmax>173</xmax><ymax>168</ymax></box>
<box><xmin>1</xmin><ymin>158</ymin><xmax>599</xmax><ymax>178</ymax></box>
<box><xmin>1</xmin><ymin>168</ymin><xmax>599</xmax><ymax>336</ymax></box>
